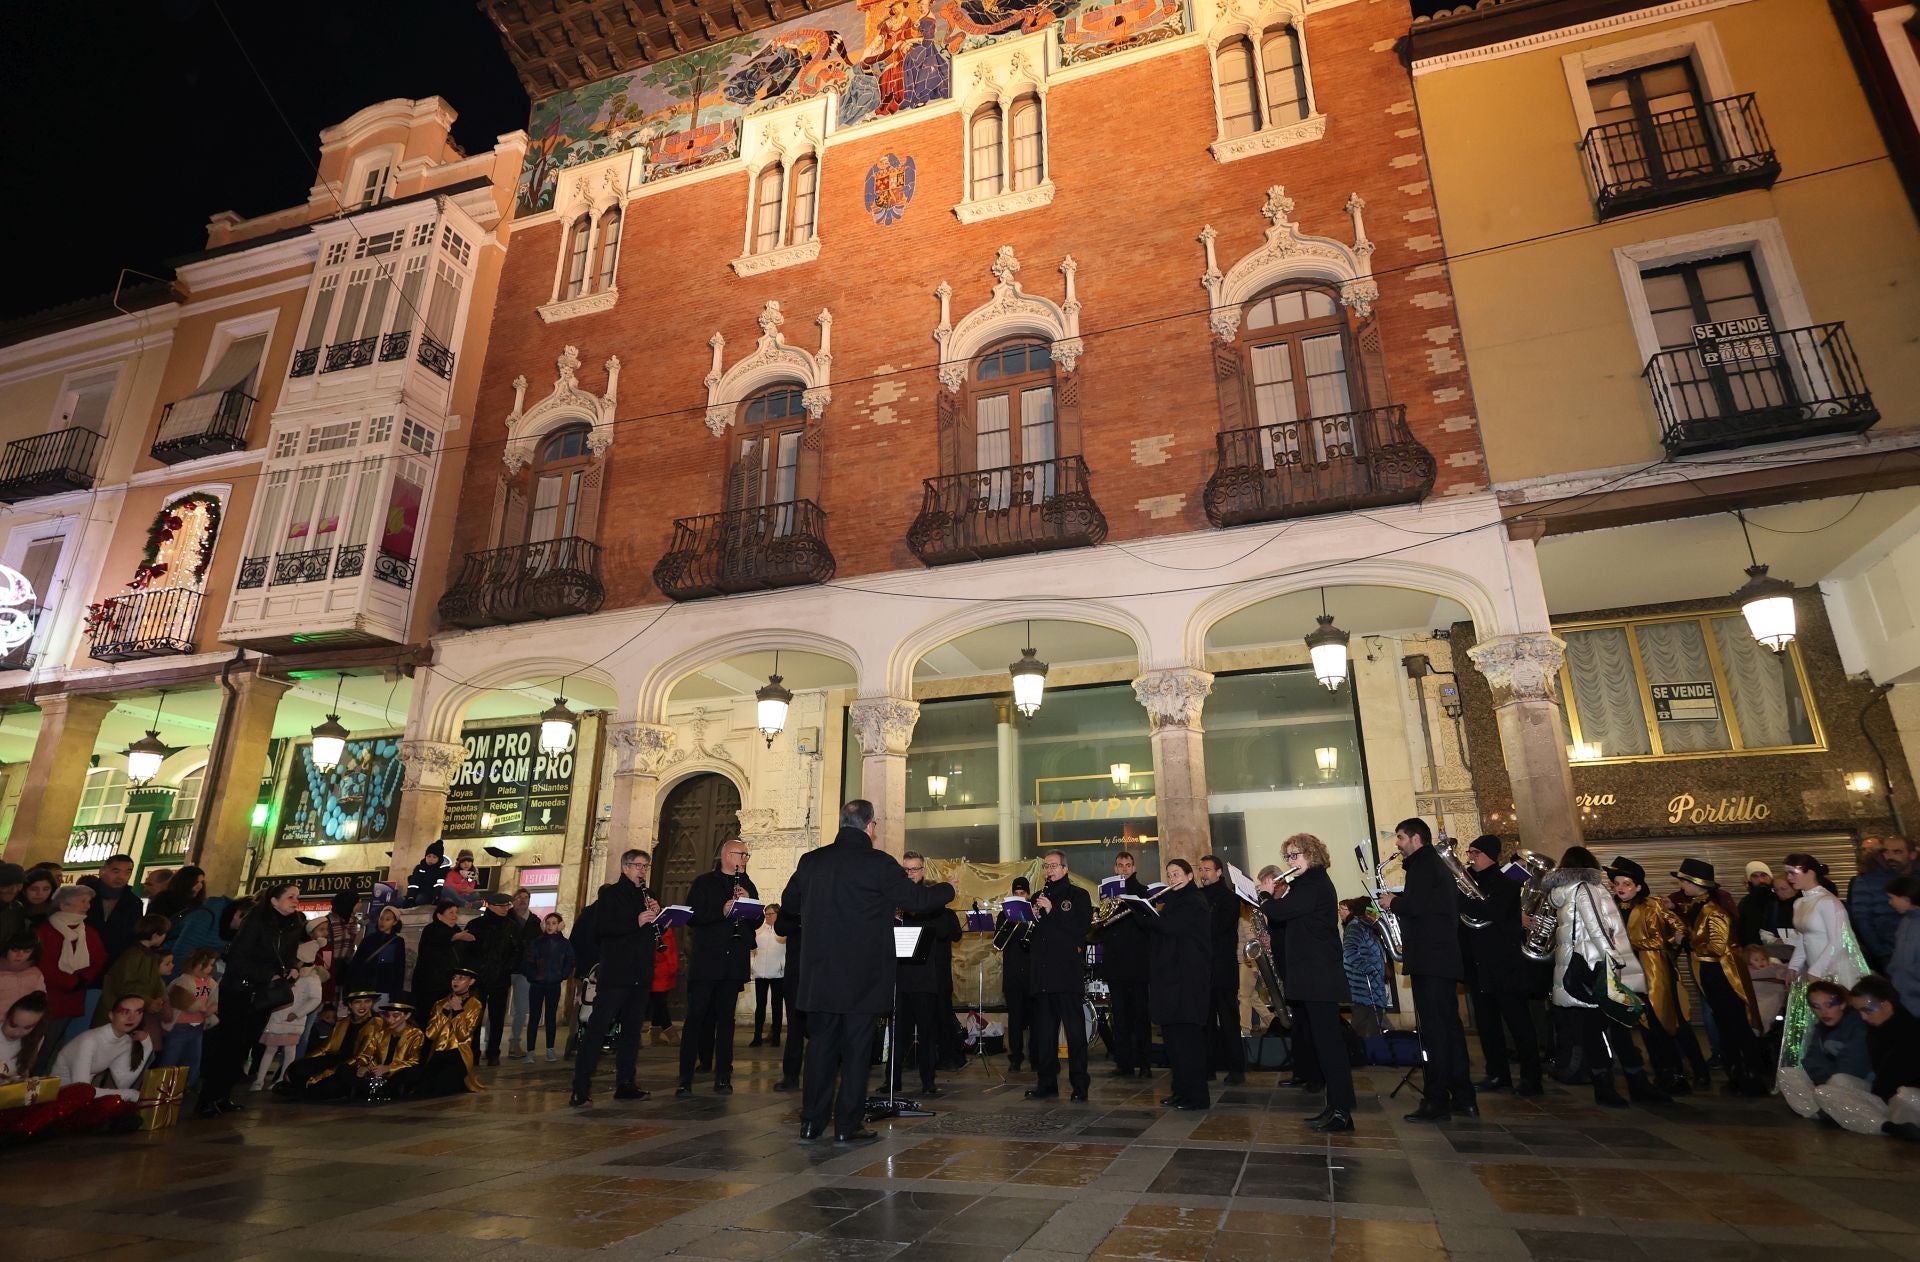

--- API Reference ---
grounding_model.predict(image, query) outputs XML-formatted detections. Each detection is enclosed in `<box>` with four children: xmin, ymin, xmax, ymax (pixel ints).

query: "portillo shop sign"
<box><xmin>1665</xmin><ymin>793</ymin><xmax>1772</xmax><ymax>826</ymax></box>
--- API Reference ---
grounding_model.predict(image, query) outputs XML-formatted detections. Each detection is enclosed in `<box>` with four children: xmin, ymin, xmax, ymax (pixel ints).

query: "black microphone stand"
<box><xmin>865</xmin><ymin>923</ymin><xmax>933</xmax><ymax>1121</ymax></box>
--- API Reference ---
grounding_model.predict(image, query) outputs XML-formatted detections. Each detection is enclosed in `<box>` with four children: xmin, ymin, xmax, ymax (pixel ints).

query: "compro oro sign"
<box><xmin>0</xmin><ymin>564</ymin><xmax>35</xmax><ymax>652</ymax></box>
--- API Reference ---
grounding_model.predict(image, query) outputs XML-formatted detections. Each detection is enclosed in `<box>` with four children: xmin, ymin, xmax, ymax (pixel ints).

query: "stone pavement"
<box><xmin>6</xmin><ymin>1041</ymin><xmax>1919</xmax><ymax>1261</ymax></box>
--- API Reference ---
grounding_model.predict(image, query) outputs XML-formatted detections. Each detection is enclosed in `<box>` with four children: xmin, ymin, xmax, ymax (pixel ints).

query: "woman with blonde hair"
<box><xmin>1259</xmin><ymin>833</ymin><xmax>1357</xmax><ymax>1133</ymax></box>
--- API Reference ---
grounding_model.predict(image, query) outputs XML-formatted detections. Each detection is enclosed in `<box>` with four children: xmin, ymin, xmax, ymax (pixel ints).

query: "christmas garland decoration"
<box><xmin>84</xmin><ymin>493</ymin><xmax>223</xmax><ymax>636</ymax></box>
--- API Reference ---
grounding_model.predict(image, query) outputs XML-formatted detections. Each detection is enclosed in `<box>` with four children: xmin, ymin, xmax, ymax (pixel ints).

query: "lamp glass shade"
<box><xmin>1735</xmin><ymin>564</ymin><xmax>1796</xmax><ymax>651</ymax></box>
<box><xmin>755</xmin><ymin>673</ymin><xmax>793</xmax><ymax>745</ymax></box>
<box><xmin>1110</xmin><ymin>762</ymin><xmax>1131</xmax><ymax>787</ymax></box>
<box><xmin>309</xmin><ymin>714</ymin><xmax>350</xmax><ymax>773</ymax></box>
<box><xmin>1010</xmin><ymin>647</ymin><xmax>1048</xmax><ymax>717</ymax></box>
<box><xmin>126</xmin><ymin>731</ymin><xmax>167</xmax><ymax>786</ymax></box>
<box><xmin>926</xmin><ymin>773</ymin><xmax>947</xmax><ymax>801</ymax></box>
<box><xmin>539</xmin><ymin>697</ymin><xmax>578</xmax><ymax>754</ymax></box>
<box><xmin>1314</xmin><ymin>746</ymin><xmax>1338</xmax><ymax>773</ymax></box>
<box><xmin>1305</xmin><ymin>614</ymin><xmax>1351</xmax><ymax>691</ymax></box>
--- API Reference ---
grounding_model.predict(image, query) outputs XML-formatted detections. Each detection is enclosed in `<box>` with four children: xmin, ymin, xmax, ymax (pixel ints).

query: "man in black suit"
<box><xmin>897</xmin><ymin>852</ymin><xmax>961</xmax><ymax>1096</ymax></box>
<box><xmin>1027</xmin><ymin>850</ymin><xmax>1093</xmax><ymax>1102</ymax></box>
<box><xmin>1100</xmin><ymin>851</ymin><xmax>1153</xmax><ymax>1080</ymax></box>
<box><xmin>679</xmin><ymin>839</ymin><xmax>761</xmax><ymax>1096</ymax></box>
<box><xmin>1461</xmin><ymin>835</ymin><xmax>1542</xmax><ymax>1095</ymax></box>
<box><xmin>571</xmin><ymin>848</ymin><xmax>662</xmax><ymax>1106</ymax></box>
<box><xmin>782</xmin><ymin>800</ymin><xmax>955</xmax><ymax>1143</ymax></box>
<box><xmin>1196</xmin><ymin>854</ymin><xmax>1247</xmax><ymax>1085</ymax></box>
<box><xmin>1380</xmin><ymin>818</ymin><xmax>1476</xmax><ymax>1121</ymax></box>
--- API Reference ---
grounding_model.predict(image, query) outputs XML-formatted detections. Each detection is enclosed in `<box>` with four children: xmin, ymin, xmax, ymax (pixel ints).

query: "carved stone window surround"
<box><xmin>1203</xmin><ymin>0</ymin><xmax>1326</xmax><ymax>159</ymax></box>
<box><xmin>537</xmin><ymin>288</ymin><xmax>620</xmax><ymax>324</ymax></box>
<box><xmin>501</xmin><ymin>344</ymin><xmax>621</xmax><ymax>473</ymax></box>
<box><xmin>704</xmin><ymin>300</ymin><xmax>834</xmax><ymax>438</ymax></box>
<box><xmin>934</xmin><ymin>245</ymin><xmax>1083</xmax><ymax>393</ymax></box>
<box><xmin>1198</xmin><ymin>185</ymin><xmax>1378</xmax><ymax>341</ymax></box>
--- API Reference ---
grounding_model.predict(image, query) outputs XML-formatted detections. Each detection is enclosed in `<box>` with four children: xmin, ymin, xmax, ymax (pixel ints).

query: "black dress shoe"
<box><xmin>1405</xmin><ymin>1103</ymin><xmax>1451</xmax><ymax>1122</ymax></box>
<box><xmin>570</xmin><ymin>1092</ymin><xmax>592</xmax><ymax>1107</ymax></box>
<box><xmin>194</xmin><ymin>1102</ymin><xmax>222</xmax><ymax>1119</ymax></box>
<box><xmin>714</xmin><ymin>1081</ymin><xmax>733</xmax><ymax>1095</ymax></box>
<box><xmin>836</xmin><ymin>1128</ymin><xmax>880</xmax><ymax>1144</ymax></box>
<box><xmin>920</xmin><ymin>1086</ymin><xmax>943</xmax><ymax>1098</ymax></box>
<box><xmin>773</xmin><ymin>1079</ymin><xmax>798</xmax><ymax>1093</ymax></box>
<box><xmin>675</xmin><ymin>1084</ymin><xmax>693</xmax><ymax>1098</ymax></box>
<box><xmin>486</xmin><ymin>1054</ymin><xmax>501</xmax><ymax>1067</ymax></box>
<box><xmin>1008</xmin><ymin>1060</ymin><xmax>1025</xmax><ymax>1073</ymax></box>
<box><xmin>1305</xmin><ymin>1105</ymin><xmax>1334</xmax><ymax>1125</ymax></box>
<box><xmin>613</xmin><ymin>1085</ymin><xmax>649</xmax><ymax>1101</ymax></box>
<box><xmin>798</xmin><ymin>1122</ymin><xmax>824</xmax><ymax>1143</ymax></box>
<box><xmin>1160</xmin><ymin>1096</ymin><xmax>1179</xmax><ymax>1106</ymax></box>
<box><xmin>1223</xmin><ymin>1071</ymin><xmax>1245</xmax><ymax>1086</ymax></box>
<box><xmin>1475</xmin><ymin>1076</ymin><xmax>1510</xmax><ymax>1091</ymax></box>
<box><xmin>1136</xmin><ymin>1068</ymin><xmax>1154</xmax><ymax>1080</ymax></box>
<box><xmin>1279</xmin><ymin>1077</ymin><xmax>1322</xmax><ymax>1090</ymax></box>
<box><xmin>1452</xmin><ymin>1101</ymin><xmax>1480</xmax><ymax>1118</ymax></box>
<box><xmin>1309</xmin><ymin>1110</ymin><xmax>1354</xmax><ymax>1133</ymax></box>
<box><xmin>217</xmin><ymin>1099</ymin><xmax>246</xmax><ymax>1114</ymax></box>
<box><xmin>1069</xmin><ymin>1090</ymin><xmax>1088</xmax><ymax>1102</ymax></box>
<box><xmin>749</xmin><ymin>1037</ymin><xmax>764</xmax><ymax>1047</ymax></box>
<box><xmin>1024</xmin><ymin>1087</ymin><xmax>1058</xmax><ymax>1099</ymax></box>
<box><xmin>1170</xmin><ymin>1100</ymin><xmax>1208</xmax><ymax>1110</ymax></box>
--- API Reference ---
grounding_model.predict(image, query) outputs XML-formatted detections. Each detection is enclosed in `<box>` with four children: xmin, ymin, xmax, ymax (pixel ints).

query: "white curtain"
<box><xmin>1564</xmin><ymin>628</ymin><xmax>1651</xmax><ymax>757</ymax></box>
<box><xmin>1635</xmin><ymin>621</ymin><xmax>1731</xmax><ymax>753</ymax></box>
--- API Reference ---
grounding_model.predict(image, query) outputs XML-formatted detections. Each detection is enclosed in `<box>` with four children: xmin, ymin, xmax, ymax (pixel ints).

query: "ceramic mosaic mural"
<box><xmin>515</xmin><ymin>0</ymin><xmax>1191</xmax><ymax>214</ymax></box>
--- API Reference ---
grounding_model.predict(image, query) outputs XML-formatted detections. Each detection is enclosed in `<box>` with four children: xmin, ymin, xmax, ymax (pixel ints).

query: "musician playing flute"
<box><xmin>1258</xmin><ymin>834</ymin><xmax>1357</xmax><ymax>1132</ymax></box>
<box><xmin>569</xmin><ymin>848</ymin><xmax>663</xmax><ymax>1108</ymax></box>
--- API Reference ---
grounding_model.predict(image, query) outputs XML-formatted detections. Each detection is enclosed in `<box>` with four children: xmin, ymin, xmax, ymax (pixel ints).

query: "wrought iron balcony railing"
<box><xmin>654</xmin><ymin>501</ymin><xmax>834</xmax><ymax>601</ymax></box>
<box><xmin>322</xmin><ymin>336</ymin><xmax>377</xmax><ymax>373</ymax></box>
<box><xmin>1203</xmin><ymin>405</ymin><xmax>1436</xmax><ymax>528</ymax></box>
<box><xmin>417</xmin><ymin>333</ymin><xmax>455</xmax><ymax>379</ymax></box>
<box><xmin>0</xmin><ymin>427</ymin><xmax>102</xmax><ymax>503</ymax></box>
<box><xmin>439</xmin><ymin>536</ymin><xmax>606</xmax><ymax>629</ymax></box>
<box><xmin>1645</xmin><ymin>321</ymin><xmax>1878</xmax><ymax>456</ymax></box>
<box><xmin>86</xmin><ymin>587</ymin><xmax>202</xmax><ymax>663</ymax></box>
<box><xmin>379</xmin><ymin>330</ymin><xmax>412</xmax><ymax>362</ymax></box>
<box><xmin>271</xmin><ymin>546</ymin><xmax>334</xmax><ymax>585</ymax></box>
<box><xmin>1582</xmin><ymin>94</ymin><xmax>1780</xmax><ymax>218</ymax></box>
<box><xmin>149</xmin><ymin>818</ymin><xmax>194</xmax><ymax>862</ymax></box>
<box><xmin>152</xmin><ymin>385</ymin><xmax>256</xmax><ymax>465</ymax></box>
<box><xmin>374</xmin><ymin>552</ymin><xmax>416</xmax><ymax>589</ymax></box>
<box><xmin>908</xmin><ymin>455</ymin><xmax>1107</xmax><ymax>566</ymax></box>
<box><xmin>236</xmin><ymin>556</ymin><xmax>268</xmax><ymax>590</ymax></box>
<box><xmin>289</xmin><ymin>347</ymin><xmax>320</xmax><ymax>378</ymax></box>
<box><xmin>65</xmin><ymin>823</ymin><xmax>124</xmax><ymax>868</ymax></box>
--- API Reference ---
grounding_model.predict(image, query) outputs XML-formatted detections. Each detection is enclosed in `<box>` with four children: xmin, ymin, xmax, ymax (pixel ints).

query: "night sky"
<box><xmin>0</xmin><ymin>0</ymin><xmax>529</xmax><ymax>323</ymax></box>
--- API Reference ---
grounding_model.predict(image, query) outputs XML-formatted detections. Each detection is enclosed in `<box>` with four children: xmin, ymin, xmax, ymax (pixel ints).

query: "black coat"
<box><xmin>898</xmin><ymin>904</ymin><xmax>960</xmax><ymax>994</ymax></box>
<box><xmin>1030</xmin><ymin>877</ymin><xmax>1092</xmax><ymax>994</ymax></box>
<box><xmin>462</xmin><ymin>908</ymin><xmax>519</xmax><ymax>987</ymax></box>
<box><xmin>1143</xmin><ymin>883</ymin><xmax>1211</xmax><ymax>1025</ymax></box>
<box><xmin>996</xmin><ymin>914</ymin><xmax>1032</xmax><ymax>991</ymax></box>
<box><xmin>1260</xmin><ymin>868</ymin><xmax>1350</xmax><ymax>1004</ymax></box>
<box><xmin>591</xmin><ymin>876</ymin><xmax>659</xmax><ymax>989</ymax></box>
<box><xmin>1737</xmin><ymin>888</ymin><xmax>1794</xmax><ymax>947</ymax></box>
<box><xmin>1464</xmin><ymin>866</ymin><xmax>1529</xmax><ymax>995</ymax></box>
<box><xmin>507</xmin><ymin>909</ymin><xmax>542</xmax><ymax>975</ymax></box>
<box><xmin>782</xmin><ymin>826</ymin><xmax>955</xmax><ymax>1015</ymax></box>
<box><xmin>687</xmin><ymin>868</ymin><xmax>761</xmax><ymax>984</ymax></box>
<box><xmin>405</xmin><ymin>856</ymin><xmax>452</xmax><ymax>907</ymax></box>
<box><xmin>1393</xmin><ymin>844</ymin><xmax>1464</xmax><ymax>980</ymax></box>
<box><xmin>1098</xmin><ymin>874</ymin><xmax>1150</xmax><ymax>983</ymax></box>
<box><xmin>1201</xmin><ymin>879</ymin><xmax>1243</xmax><ymax>989</ymax></box>
<box><xmin>413</xmin><ymin>918</ymin><xmax>464</xmax><ymax>1006</ymax></box>
<box><xmin>80</xmin><ymin>877</ymin><xmax>143</xmax><ymax>965</ymax></box>
<box><xmin>221</xmin><ymin>907</ymin><xmax>306</xmax><ymax>1002</ymax></box>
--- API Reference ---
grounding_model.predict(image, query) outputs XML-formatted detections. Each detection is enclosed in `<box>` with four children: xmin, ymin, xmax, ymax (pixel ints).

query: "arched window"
<box><xmin>562</xmin><ymin>215</ymin><xmax>591</xmax><ymax>300</ymax></box>
<box><xmin>1262</xmin><ymin>28</ymin><xmax>1309</xmax><ymax>126</ymax></box>
<box><xmin>75</xmin><ymin>768</ymin><xmax>130</xmax><ymax>828</ymax></box>
<box><xmin>595</xmin><ymin>209</ymin><xmax>622</xmax><ymax>292</ymax></box>
<box><xmin>970</xmin><ymin>105</ymin><xmax>1004</xmax><ymax>200</ymax></box>
<box><xmin>788</xmin><ymin>158</ymin><xmax>819</xmax><ymax>245</ymax></box>
<box><xmin>1009</xmin><ymin>97</ymin><xmax>1045</xmax><ymax>191</ymax></box>
<box><xmin>1216</xmin><ymin>38</ymin><xmax>1259</xmax><ymax>139</ymax></box>
<box><xmin>1240</xmin><ymin>285</ymin><xmax>1354</xmax><ymax>462</ymax></box>
<box><xmin>972</xmin><ymin>339</ymin><xmax>1057</xmax><ymax>504</ymax></box>
<box><xmin>172</xmin><ymin>764</ymin><xmax>207</xmax><ymax>822</ymax></box>
<box><xmin>529</xmin><ymin>424</ymin><xmax>593</xmax><ymax>543</ymax></box>
<box><xmin>731</xmin><ymin>385</ymin><xmax>809</xmax><ymax>534</ymax></box>
<box><xmin>753</xmin><ymin>164</ymin><xmax>786</xmax><ymax>255</ymax></box>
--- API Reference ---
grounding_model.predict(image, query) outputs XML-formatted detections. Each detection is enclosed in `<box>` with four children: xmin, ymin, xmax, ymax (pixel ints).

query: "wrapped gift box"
<box><xmin>137</xmin><ymin>1065</ymin><xmax>188</xmax><ymax>1131</ymax></box>
<box><xmin>0</xmin><ymin>1076</ymin><xmax>60</xmax><ymax>1110</ymax></box>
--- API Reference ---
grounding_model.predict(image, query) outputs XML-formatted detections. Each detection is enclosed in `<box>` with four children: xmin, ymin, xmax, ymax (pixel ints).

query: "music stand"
<box><xmin>865</xmin><ymin>925</ymin><xmax>934</xmax><ymax>1121</ymax></box>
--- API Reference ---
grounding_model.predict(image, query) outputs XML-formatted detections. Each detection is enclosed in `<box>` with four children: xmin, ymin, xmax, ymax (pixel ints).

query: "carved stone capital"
<box><xmin>607</xmin><ymin>721</ymin><xmax>675</xmax><ymax>776</ymax></box>
<box><xmin>398</xmin><ymin>740</ymin><xmax>466</xmax><ymax>793</ymax></box>
<box><xmin>736</xmin><ymin>807</ymin><xmax>779</xmax><ymax>838</ymax></box>
<box><xmin>1133</xmin><ymin>668</ymin><xmax>1214</xmax><ymax>732</ymax></box>
<box><xmin>1468</xmin><ymin>633</ymin><xmax>1567</xmax><ymax>707</ymax></box>
<box><xmin>849</xmin><ymin>697</ymin><xmax>920</xmax><ymax>757</ymax></box>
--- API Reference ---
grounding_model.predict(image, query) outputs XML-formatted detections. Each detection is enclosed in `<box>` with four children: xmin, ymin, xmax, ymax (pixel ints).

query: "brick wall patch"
<box><xmin>1131</xmin><ymin>434</ymin><xmax>1175</xmax><ymax>467</ymax></box>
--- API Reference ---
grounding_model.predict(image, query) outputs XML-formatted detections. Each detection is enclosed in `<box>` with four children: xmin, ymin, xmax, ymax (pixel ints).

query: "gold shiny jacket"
<box><xmin>352</xmin><ymin>1022</ymin><xmax>425</xmax><ymax>1075</ymax></box>
<box><xmin>1622</xmin><ymin>898</ymin><xmax>1691</xmax><ymax>1035</ymax></box>
<box><xmin>424</xmin><ymin>995</ymin><xmax>486</xmax><ymax>1092</ymax></box>
<box><xmin>1684</xmin><ymin>898</ymin><xmax>1763</xmax><ymax>1033</ymax></box>
<box><xmin>300</xmin><ymin>1013</ymin><xmax>375</xmax><ymax>1085</ymax></box>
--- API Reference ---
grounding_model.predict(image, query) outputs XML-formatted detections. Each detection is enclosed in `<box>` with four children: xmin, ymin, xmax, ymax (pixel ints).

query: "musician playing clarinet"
<box><xmin>1027</xmin><ymin>850</ymin><xmax>1092</xmax><ymax>1101</ymax></box>
<box><xmin>570</xmin><ymin>848</ymin><xmax>662</xmax><ymax>1108</ymax></box>
<box><xmin>1258</xmin><ymin>834</ymin><xmax>1357</xmax><ymax>1132</ymax></box>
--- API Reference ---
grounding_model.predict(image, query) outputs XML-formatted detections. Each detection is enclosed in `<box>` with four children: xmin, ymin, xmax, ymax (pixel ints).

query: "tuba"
<box><xmin>1355</xmin><ymin>843</ymin><xmax>1405</xmax><ymax>962</ymax></box>
<box><xmin>1437</xmin><ymin>840</ymin><xmax>1493</xmax><ymax>929</ymax></box>
<box><xmin>1517</xmin><ymin>852</ymin><xmax>1558</xmax><ymax>961</ymax></box>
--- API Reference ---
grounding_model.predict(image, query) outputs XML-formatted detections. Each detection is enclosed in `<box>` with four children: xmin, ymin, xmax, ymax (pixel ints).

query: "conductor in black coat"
<box><xmin>781</xmin><ymin>800</ymin><xmax>956</xmax><ymax>1142</ymax></box>
<box><xmin>571</xmin><ymin>848</ymin><xmax>662</xmax><ymax>1105</ymax></box>
<box><xmin>1099</xmin><ymin>851</ymin><xmax>1153</xmax><ymax>1079</ymax></box>
<box><xmin>1197</xmin><ymin>855</ymin><xmax>1248</xmax><ymax>1084</ymax></box>
<box><xmin>1462</xmin><ymin>835</ymin><xmax>1542</xmax><ymax>1093</ymax></box>
<box><xmin>1259</xmin><ymin>834</ymin><xmax>1356</xmax><ymax>1131</ymax></box>
<box><xmin>679</xmin><ymin>838</ymin><xmax>761</xmax><ymax>1095</ymax></box>
<box><xmin>1380</xmin><ymin>818</ymin><xmax>1475</xmax><ymax>1121</ymax></box>
<box><xmin>897</xmin><ymin>852</ymin><xmax>962</xmax><ymax>1095</ymax></box>
<box><xmin>1142</xmin><ymin>859</ymin><xmax>1211</xmax><ymax>1109</ymax></box>
<box><xmin>1027</xmin><ymin>850</ymin><xmax>1094</xmax><ymax>1101</ymax></box>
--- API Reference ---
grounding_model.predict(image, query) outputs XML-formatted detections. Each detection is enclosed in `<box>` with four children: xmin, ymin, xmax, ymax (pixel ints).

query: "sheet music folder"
<box><xmin>893</xmin><ymin>926</ymin><xmax>925</xmax><ymax>959</ymax></box>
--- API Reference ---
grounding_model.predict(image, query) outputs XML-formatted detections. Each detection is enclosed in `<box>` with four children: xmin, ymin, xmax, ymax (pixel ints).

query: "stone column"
<box><xmin>194</xmin><ymin>674</ymin><xmax>295</xmax><ymax>895</ymax></box>
<box><xmin>602</xmin><ymin>721</ymin><xmax>676</xmax><ymax>883</ymax></box>
<box><xmin>385</xmin><ymin>740</ymin><xmax>467</xmax><ymax>886</ymax></box>
<box><xmin>1467</xmin><ymin>633</ymin><xmax>1584</xmax><ymax>856</ymax></box>
<box><xmin>994</xmin><ymin>698</ymin><xmax>1021</xmax><ymax>861</ymax></box>
<box><xmin>1133</xmin><ymin>668</ymin><xmax>1214</xmax><ymax>869</ymax></box>
<box><xmin>850</xmin><ymin>697</ymin><xmax>919</xmax><ymax>858</ymax></box>
<box><xmin>5</xmin><ymin>694</ymin><xmax>117</xmax><ymax>864</ymax></box>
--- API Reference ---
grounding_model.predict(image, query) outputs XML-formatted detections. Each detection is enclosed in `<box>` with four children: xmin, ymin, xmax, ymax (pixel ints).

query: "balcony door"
<box><xmin>728</xmin><ymin>386</ymin><xmax>806</xmax><ymax>541</ymax></box>
<box><xmin>525</xmin><ymin>424</ymin><xmax>593</xmax><ymax>582</ymax></box>
<box><xmin>1588</xmin><ymin>60</ymin><xmax>1717</xmax><ymax>190</ymax></box>
<box><xmin>972</xmin><ymin>340</ymin><xmax>1057</xmax><ymax>508</ymax></box>
<box><xmin>1243</xmin><ymin>287</ymin><xmax>1357</xmax><ymax>468</ymax></box>
<box><xmin>1643</xmin><ymin>254</ymin><xmax>1792</xmax><ymax>422</ymax></box>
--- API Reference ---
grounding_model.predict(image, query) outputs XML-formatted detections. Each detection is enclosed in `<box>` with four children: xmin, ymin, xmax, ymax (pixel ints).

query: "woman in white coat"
<box><xmin>1540</xmin><ymin>847</ymin><xmax>1646</xmax><ymax>1107</ymax></box>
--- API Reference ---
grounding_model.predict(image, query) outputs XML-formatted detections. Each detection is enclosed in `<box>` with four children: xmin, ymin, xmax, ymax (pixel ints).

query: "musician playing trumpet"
<box><xmin>1258</xmin><ymin>834</ymin><xmax>1357</xmax><ymax>1132</ymax></box>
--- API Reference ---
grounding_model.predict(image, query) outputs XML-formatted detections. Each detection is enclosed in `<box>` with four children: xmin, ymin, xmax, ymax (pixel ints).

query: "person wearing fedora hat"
<box><xmin>280</xmin><ymin>989</ymin><xmax>381</xmax><ymax>1097</ymax></box>
<box><xmin>1671</xmin><ymin>859</ymin><xmax>1768</xmax><ymax>1094</ymax></box>
<box><xmin>342</xmin><ymin>1000</ymin><xmax>426</xmax><ymax>1102</ymax></box>
<box><xmin>416</xmin><ymin>969</ymin><xmax>486</xmax><ymax>1096</ymax></box>
<box><xmin>1610</xmin><ymin>857</ymin><xmax>1700</xmax><ymax>1098</ymax></box>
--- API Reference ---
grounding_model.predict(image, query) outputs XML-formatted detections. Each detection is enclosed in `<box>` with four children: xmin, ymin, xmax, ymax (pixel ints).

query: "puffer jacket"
<box><xmin>1545</xmin><ymin>867</ymin><xmax>1644</xmax><ymax>1008</ymax></box>
<box><xmin>1342</xmin><ymin>918</ymin><xmax>1389</xmax><ymax>1008</ymax></box>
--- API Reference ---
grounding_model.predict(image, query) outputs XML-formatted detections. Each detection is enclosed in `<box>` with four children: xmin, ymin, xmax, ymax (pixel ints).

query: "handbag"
<box><xmin>1565</xmin><ymin>886</ymin><xmax>1644</xmax><ymax>1028</ymax></box>
<box><xmin>250</xmin><ymin>977</ymin><xmax>295</xmax><ymax>1014</ymax></box>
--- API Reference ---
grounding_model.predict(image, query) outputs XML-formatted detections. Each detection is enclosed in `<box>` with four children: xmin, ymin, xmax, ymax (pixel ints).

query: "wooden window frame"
<box><xmin>562</xmin><ymin>215</ymin><xmax>592</xmax><ymax>300</ymax></box>
<box><xmin>937</xmin><ymin>337</ymin><xmax>1083</xmax><ymax>477</ymax></box>
<box><xmin>727</xmin><ymin>384</ymin><xmax>821</xmax><ymax>519</ymax></box>
<box><xmin>595</xmin><ymin>208</ymin><xmax>622</xmax><ymax>292</ymax></box>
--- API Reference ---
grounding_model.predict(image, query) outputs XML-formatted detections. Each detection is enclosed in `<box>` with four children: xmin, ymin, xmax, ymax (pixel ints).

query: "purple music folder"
<box><xmin>655</xmin><ymin>905</ymin><xmax>694</xmax><ymax>929</ymax></box>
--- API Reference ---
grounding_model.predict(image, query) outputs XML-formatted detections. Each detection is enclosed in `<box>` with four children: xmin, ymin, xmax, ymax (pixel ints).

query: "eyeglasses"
<box><xmin>1284</xmin><ymin>851</ymin><xmax>1305</xmax><ymax>860</ymax></box>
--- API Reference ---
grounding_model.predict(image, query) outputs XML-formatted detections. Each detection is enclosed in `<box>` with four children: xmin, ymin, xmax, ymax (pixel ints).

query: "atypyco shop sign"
<box><xmin>441</xmin><ymin>723</ymin><xmax>576</xmax><ymax>840</ymax></box>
